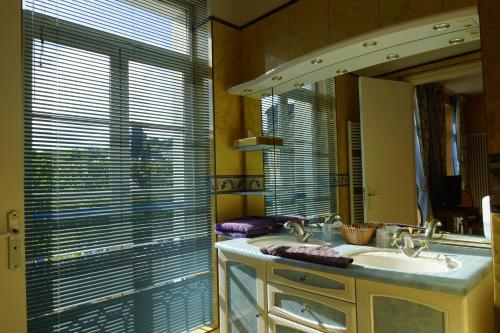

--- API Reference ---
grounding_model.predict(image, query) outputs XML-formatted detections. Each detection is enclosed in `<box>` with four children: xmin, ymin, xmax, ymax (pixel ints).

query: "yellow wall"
<box><xmin>212</xmin><ymin>21</ymin><xmax>246</xmax><ymax>222</ymax></box>
<box><xmin>0</xmin><ymin>1</ymin><xmax>27</xmax><ymax>332</ymax></box>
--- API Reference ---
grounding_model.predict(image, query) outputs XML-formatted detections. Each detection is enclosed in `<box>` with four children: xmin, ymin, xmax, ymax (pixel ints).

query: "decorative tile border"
<box><xmin>488</xmin><ymin>154</ymin><xmax>500</xmax><ymax>212</ymax></box>
<box><xmin>215</xmin><ymin>175</ymin><xmax>265</xmax><ymax>194</ymax></box>
<box><xmin>213</xmin><ymin>173</ymin><xmax>349</xmax><ymax>194</ymax></box>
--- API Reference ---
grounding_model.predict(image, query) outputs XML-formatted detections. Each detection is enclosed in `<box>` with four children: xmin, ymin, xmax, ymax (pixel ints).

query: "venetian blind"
<box><xmin>263</xmin><ymin>80</ymin><xmax>338</xmax><ymax>220</ymax></box>
<box><xmin>23</xmin><ymin>0</ymin><xmax>214</xmax><ymax>332</ymax></box>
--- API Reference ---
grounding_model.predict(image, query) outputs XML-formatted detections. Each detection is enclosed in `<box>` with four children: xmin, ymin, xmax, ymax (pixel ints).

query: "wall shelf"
<box><xmin>232</xmin><ymin>144</ymin><xmax>278</xmax><ymax>152</ymax></box>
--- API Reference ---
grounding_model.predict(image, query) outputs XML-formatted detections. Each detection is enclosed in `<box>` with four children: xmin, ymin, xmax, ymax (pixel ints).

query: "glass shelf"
<box><xmin>232</xmin><ymin>144</ymin><xmax>278</xmax><ymax>152</ymax></box>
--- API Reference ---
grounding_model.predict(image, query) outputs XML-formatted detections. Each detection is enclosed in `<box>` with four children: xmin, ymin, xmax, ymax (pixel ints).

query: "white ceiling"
<box><xmin>210</xmin><ymin>0</ymin><xmax>291</xmax><ymax>27</ymax></box>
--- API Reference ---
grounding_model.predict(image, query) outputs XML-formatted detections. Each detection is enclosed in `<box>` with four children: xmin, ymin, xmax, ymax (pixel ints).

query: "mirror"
<box><xmin>243</xmin><ymin>10</ymin><xmax>488</xmax><ymax>240</ymax></box>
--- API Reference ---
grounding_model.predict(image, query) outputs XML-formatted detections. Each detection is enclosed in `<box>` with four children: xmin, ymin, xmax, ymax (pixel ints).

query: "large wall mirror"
<box><xmin>236</xmin><ymin>7</ymin><xmax>489</xmax><ymax>240</ymax></box>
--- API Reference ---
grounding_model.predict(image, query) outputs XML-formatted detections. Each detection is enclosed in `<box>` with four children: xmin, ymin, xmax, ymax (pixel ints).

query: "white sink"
<box><xmin>247</xmin><ymin>235</ymin><xmax>327</xmax><ymax>248</ymax></box>
<box><xmin>346</xmin><ymin>249</ymin><xmax>462</xmax><ymax>273</ymax></box>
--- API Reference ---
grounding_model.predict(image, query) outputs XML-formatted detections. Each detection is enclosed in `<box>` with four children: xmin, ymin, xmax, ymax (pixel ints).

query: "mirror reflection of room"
<box><xmin>411</xmin><ymin>63</ymin><xmax>487</xmax><ymax>235</ymax></box>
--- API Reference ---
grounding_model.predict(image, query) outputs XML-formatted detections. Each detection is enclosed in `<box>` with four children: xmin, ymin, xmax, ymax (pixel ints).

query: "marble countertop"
<box><xmin>214</xmin><ymin>231</ymin><xmax>492</xmax><ymax>296</ymax></box>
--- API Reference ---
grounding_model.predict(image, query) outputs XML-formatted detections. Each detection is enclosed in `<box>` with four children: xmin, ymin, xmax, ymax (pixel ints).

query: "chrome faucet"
<box><xmin>424</xmin><ymin>219</ymin><xmax>442</xmax><ymax>238</ymax></box>
<box><xmin>391</xmin><ymin>230</ymin><xmax>428</xmax><ymax>258</ymax></box>
<box><xmin>324</xmin><ymin>214</ymin><xmax>341</xmax><ymax>225</ymax></box>
<box><xmin>284</xmin><ymin>220</ymin><xmax>313</xmax><ymax>243</ymax></box>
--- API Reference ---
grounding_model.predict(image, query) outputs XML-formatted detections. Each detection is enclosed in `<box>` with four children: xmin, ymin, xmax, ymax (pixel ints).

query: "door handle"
<box><xmin>0</xmin><ymin>211</ymin><xmax>20</xmax><ymax>271</ymax></box>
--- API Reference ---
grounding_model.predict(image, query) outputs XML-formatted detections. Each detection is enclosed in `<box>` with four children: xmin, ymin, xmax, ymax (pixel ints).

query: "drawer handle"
<box><xmin>299</xmin><ymin>273</ymin><xmax>309</xmax><ymax>282</ymax></box>
<box><xmin>301</xmin><ymin>304</ymin><xmax>310</xmax><ymax>313</ymax></box>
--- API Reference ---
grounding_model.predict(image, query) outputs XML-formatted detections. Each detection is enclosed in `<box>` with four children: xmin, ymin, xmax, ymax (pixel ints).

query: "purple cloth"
<box><xmin>216</xmin><ymin>217</ymin><xmax>277</xmax><ymax>233</ymax></box>
<box><xmin>260</xmin><ymin>245</ymin><xmax>353</xmax><ymax>268</ymax></box>
<box><xmin>215</xmin><ymin>230</ymin><xmax>268</xmax><ymax>238</ymax></box>
<box><xmin>215</xmin><ymin>215</ymin><xmax>304</xmax><ymax>238</ymax></box>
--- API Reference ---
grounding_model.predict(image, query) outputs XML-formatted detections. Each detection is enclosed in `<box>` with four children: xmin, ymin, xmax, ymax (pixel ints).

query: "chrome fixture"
<box><xmin>363</xmin><ymin>40</ymin><xmax>377</xmax><ymax>47</ymax></box>
<box><xmin>433</xmin><ymin>23</ymin><xmax>450</xmax><ymax>31</ymax></box>
<box><xmin>243</xmin><ymin>89</ymin><xmax>253</xmax><ymax>93</ymax></box>
<box><xmin>386</xmin><ymin>54</ymin><xmax>400</xmax><ymax>60</ymax></box>
<box><xmin>310</xmin><ymin>59</ymin><xmax>323</xmax><ymax>65</ymax></box>
<box><xmin>424</xmin><ymin>219</ymin><xmax>442</xmax><ymax>238</ymax></box>
<box><xmin>284</xmin><ymin>220</ymin><xmax>313</xmax><ymax>243</ymax></box>
<box><xmin>324</xmin><ymin>214</ymin><xmax>341</xmax><ymax>225</ymax></box>
<box><xmin>336</xmin><ymin>68</ymin><xmax>348</xmax><ymax>75</ymax></box>
<box><xmin>449</xmin><ymin>37</ymin><xmax>465</xmax><ymax>45</ymax></box>
<box><xmin>272</xmin><ymin>75</ymin><xmax>283</xmax><ymax>81</ymax></box>
<box><xmin>294</xmin><ymin>82</ymin><xmax>305</xmax><ymax>88</ymax></box>
<box><xmin>392</xmin><ymin>230</ymin><xmax>428</xmax><ymax>258</ymax></box>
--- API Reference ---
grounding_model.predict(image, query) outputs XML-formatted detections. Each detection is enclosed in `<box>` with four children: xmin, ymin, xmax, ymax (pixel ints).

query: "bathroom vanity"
<box><xmin>215</xmin><ymin>234</ymin><xmax>493</xmax><ymax>333</ymax></box>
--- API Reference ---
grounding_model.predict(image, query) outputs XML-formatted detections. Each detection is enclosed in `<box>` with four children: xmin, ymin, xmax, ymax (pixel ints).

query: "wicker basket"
<box><xmin>339</xmin><ymin>225</ymin><xmax>376</xmax><ymax>245</ymax></box>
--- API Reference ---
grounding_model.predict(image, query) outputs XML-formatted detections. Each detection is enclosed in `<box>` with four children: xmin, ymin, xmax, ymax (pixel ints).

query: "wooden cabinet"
<box><xmin>218</xmin><ymin>249</ymin><xmax>493</xmax><ymax>333</ymax></box>
<box><xmin>218</xmin><ymin>251</ymin><xmax>267</xmax><ymax>333</ymax></box>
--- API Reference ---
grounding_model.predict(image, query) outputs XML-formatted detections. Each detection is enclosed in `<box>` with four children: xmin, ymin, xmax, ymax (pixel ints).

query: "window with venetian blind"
<box><xmin>263</xmin><ymin>80</ymin><xmax>338</xmax><ymax>221</ymax></box>
<box><xmin>23</xmin><ymin>0</ymin><xmax>214</xmax><ymax>332</ymax></box>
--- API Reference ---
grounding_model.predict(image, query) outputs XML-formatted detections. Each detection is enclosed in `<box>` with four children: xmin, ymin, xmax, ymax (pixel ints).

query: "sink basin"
<box><xmin>247</xmin><ymin>235</ymin><xmax>327</xmax><ymax>248</ymax></box>
<box><xmin>346</xmin><ymin>249</ymin><xmax>462</xmax><ymax>273</ymax></box>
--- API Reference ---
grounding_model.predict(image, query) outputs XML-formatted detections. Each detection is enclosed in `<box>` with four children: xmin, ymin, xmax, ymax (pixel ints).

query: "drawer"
<box><xmin>268</xmin><ymin>313</ymin><xmax>324</xmax><ymax>333</ymax></box>
<box><xmin>268</xmin><ymin>283</ymin><xmax>357</xmax><ymax>333</ymax></box>
<box><xmin>267</xmin><ymin>262</ymin><xmax>356</xmax><ymax>303</ymax></box>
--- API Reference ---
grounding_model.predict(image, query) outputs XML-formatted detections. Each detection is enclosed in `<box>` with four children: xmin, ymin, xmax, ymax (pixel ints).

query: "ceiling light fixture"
<box><xmin>449</xmin><ymin>37</ymin><xmax>465</xmax><ymax>45</ymax></box>
<box><xmin>310</xmin><ymin>59</ymin><xmax>323</xmax><ymax>65</ymax></box>
<box><xmin>272</xmin><ymin>76</ymin><xmax>283</xmax><ymax>81</ymax></box>
<box><xmin>336</xmin><ymin>69</ymin><xmax>348</xmax><ymax>75</ymax></box>
<box><xmin>243</xmin><ymin>89</ymin><xmax>253</xmax><ymax>93</ymax></box>
<box><xmin>294</xmin><ymin>83</ymin><xmax>305</xmax><ymax>88</ymax></box>
<box><xmin>433</xmin><ymin>23</ymin><xmax>450</xmax><ymax>31</ymax></box>
<box><xmin>386</xmin><ymin>54</ymin><xmax>400</xmax><ymax>60</ymax></box>
<box><xmin>363</xmin><ymin>41</ymin><xmax>378</xmax><ymax>47</ymax></box>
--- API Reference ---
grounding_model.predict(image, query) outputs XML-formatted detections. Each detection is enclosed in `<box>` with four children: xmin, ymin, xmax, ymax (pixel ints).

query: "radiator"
<box><xmin>466</xmin><ymin>133</ymin><xmax>489</xmax><ymax>209</ymax></box>
<box><xmin>348</xmin><ymin>121</ymin><xmax>364</xmax><ymax>224</ymax></box>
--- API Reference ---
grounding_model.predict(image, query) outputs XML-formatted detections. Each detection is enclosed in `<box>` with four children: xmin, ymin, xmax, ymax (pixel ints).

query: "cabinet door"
<box><xmin>356</xmin><ymin>279</ymin><xmax>464</xmax><ymax>333</ymax></box>
<box><xmin>218</xmin><ymin>251</ymin><xmax>267</xmax><ymax>333</ymax></box>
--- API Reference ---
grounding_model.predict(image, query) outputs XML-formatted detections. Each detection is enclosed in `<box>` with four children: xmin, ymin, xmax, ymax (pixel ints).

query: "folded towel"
<box><xmin>260</xmin><ymin>245</ymin><xmax>353</xmax><ymax>268</ymax></box>
<box><xmin>216</xmin><ymin>230</ymin><xmax>268</xmax><ymax>238</ymax></box>
<box><xmin>215</xmin><ymin>217</ymin><xmax>279</xmax><ymax>234</ymax></box>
